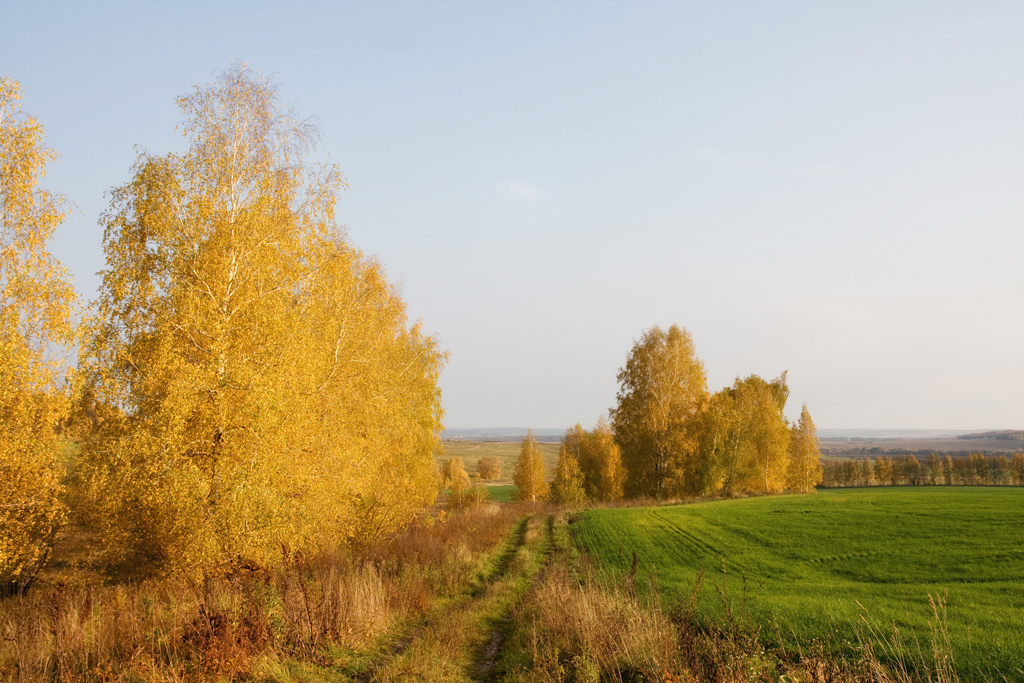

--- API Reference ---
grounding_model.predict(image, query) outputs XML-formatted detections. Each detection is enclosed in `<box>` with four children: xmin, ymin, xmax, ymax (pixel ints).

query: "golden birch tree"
<box><xmin>1012</xmin><ymin>453</ymin><xmax>1024</xmax><ymax>486</ymax></box>
<box><xmin>443</xmin><ymin>456</ymin><xmax>481</xmax><ymax>511</ymax></box>
<box><xmin>612</xmin><ymin>325</ymin><xmax>707</xmax><ymax>498</ymax></box>
<box><xmin>926</xmin><ymin>453</ymin><xmax>941</xmax><ymax>485</ymax></box>
<box><xmin>443</xmin><ymin>457</ymin><xmax>471</xmax><ymax>492</ymax></box>
<box><xmin>0</xmin><ymin>79</ymin><xmax>78</xmax><ymax>595</ymax></box>
<box><xmin>691</xmin><ymin>374</ymin><xmax>790</xmax><ymax>495</ymax></box>
<box><xmin>513</xmin><ymin>431</ymin><xmax>548</xmax><ymax>503</ymax></box>
<box><xmin>573</xmin><ymin>419</ymin><xmax>624</xmax><ymax>502</ymax></box>
<box><xmin>786</xmin><ymin>403</ymin><xmax>822</xmax><ymax>493</ymax></box>
<box><xmin>727</xmin><ymin>373</ymin><xmax>791</xmax><ymax>494</ymax></box>
<box><xmin>550</xmin><ymin>432</ymin><xmax>586</xmax><ymax>505</ymax></box>
<box><xmin>689</xmin><ymin>389</ymin><xmax>736</xmax><ymax>495</ymax></box>
<box><xmin>78</xmin><ymin>66</ymin><xmax>444</xmax><ymax>577</ymax></box>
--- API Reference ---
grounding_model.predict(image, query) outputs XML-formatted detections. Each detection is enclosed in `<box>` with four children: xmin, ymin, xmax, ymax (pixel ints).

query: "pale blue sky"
<box><xmin>3</xmin><ymin>0</ymin><xmax>1022</xmax><ymax>429</ymax></box>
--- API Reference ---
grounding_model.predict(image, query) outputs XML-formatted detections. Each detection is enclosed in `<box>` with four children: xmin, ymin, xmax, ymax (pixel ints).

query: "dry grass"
<box><xmin>371</xmin><ymin>513</ymin><xmax>550</xmax><ymax>682</ymax></box>
<box><xmin>502</xmin><ymin>561</ymin><xmax>679</xmax><ymax>681</ymax></box>
<box><xmin>0</xmin><ymin>503</ymin><xmax>521</xmax><ymax>682</ymax></box>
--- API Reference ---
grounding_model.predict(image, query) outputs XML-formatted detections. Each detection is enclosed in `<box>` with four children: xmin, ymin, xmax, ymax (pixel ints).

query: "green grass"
<box><xmin>572</xmin><ymin>487</ymin><xmax>1024</xmax><ymax>679</ymax></box>
<box><xmin>486</xmin><ymin>484</ymin><xmax>518</xmax><ymax>502</ymax></box>
<box><xmin>437</xmin><ymin>440</ymin><xmax>561</xmax><ymax>484</ymax></box>
<box><xmin>440</xmin><ymin>484</ymin><xmax>518</xmax><ymax>502</ymax></box>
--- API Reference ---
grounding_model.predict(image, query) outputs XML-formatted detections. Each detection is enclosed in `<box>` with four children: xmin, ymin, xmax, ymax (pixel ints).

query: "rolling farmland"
<box><xmin>572</xmin><ymin>487</ymin><xmax>1024</xmax><ymax>678</ymax></box>
<box><xmin>437</xmin><ymin>440</ymin><xmax>561</xmax><ymax>483</ymax></box>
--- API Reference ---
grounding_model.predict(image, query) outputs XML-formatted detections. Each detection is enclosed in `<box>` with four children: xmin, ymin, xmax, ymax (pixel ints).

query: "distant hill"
<box><xmin>443</xmin><ymin>427</ymin><xmax>1024</xmax><ymax>446</ymax></box>
<box><xmin>818</xmin><ymin>429</ymin><xmax>976</xmax><ymax>441</ymax></box>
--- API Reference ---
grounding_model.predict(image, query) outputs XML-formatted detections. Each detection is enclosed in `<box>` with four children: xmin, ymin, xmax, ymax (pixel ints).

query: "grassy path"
<box><xmin>360</xmin><ymin>512</ymin><xmax>553</xmax><ymax>683</ymax></box>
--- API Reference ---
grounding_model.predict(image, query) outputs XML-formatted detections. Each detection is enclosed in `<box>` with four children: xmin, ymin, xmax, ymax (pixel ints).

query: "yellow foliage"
<box><xmin>551</xmin><ymin>436</ymin><xmax>587</xmax><ymax>505</ymax></box>
<box><xmin>0</xmin><ymin>78</ymin><xmax>77</xmax><ymax>594</ymax></box>
<box><xmin>476</xmin><ymin>456</ymin><xmax>501</xmax><ymax>480</ymax></box>
<box><xmin>514</xmin><ymin>431</ymin><xmax>548</xmax><ymax>502</ymax></box>
<box><xmin>78</xmin><ymin>66</ymin><xmax>445</xmax><ymax>577</ymax></box>
<box><xmin>611</xmin><ymin>325</ymin><xmax>799</xmax><ymax>499</ymax></box>
<box><xmin>699</xmin><ymin>374</ymin><xmax>791</xmax><ymax>495</ymax></box>
<box><xmin>612</xmin><ymin>325</ymin><xmax>708</xmax><ymax>498</ymax></box>
<box><xmin>443</xmin><ymin>457</ymin><xmax>471</xmax><ymax>493</ymax></box>
<box><xmin>565</xmin><ymin>419</ymin><xmax>624</xmax><ymax>502</ymax></box>
<box><xmin>787</xmin><ymin>403</ymin><xmax>823</xmax><ymax>493</ymax></box>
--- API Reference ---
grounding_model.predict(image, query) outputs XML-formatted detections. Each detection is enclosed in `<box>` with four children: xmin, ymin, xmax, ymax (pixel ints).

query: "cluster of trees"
<box><xmin>610</xmin><ymin>325</ymin><xmax>821</xmax><ymax>499</ymax></box>
<box><xmin>440</xmin><ymin>457</ymin><xmax>489</xmax><ymax>511</ymax></box>
<box><xmin>506</xmin><ymin>422</ymin><xmax>625</xmax><ymax>506</ymax></box>
<box><xmin>549</xmin><ymin>421</ymin><xmax>624</xmax><ymax>504</ymax></box>
<box><xmin>822</xmin><ymin>452</ymin><xmax>1024</xmax><ymax>488</ymax></box>
<box><xmin>511</xmin><ymin>325</ymin><xmax>823</xmax><ymax>507</ymax></box>
<box><xmin>1</xmin><ymin>68</ymin><xmax>446</xmax><ymax>586</ymax></box>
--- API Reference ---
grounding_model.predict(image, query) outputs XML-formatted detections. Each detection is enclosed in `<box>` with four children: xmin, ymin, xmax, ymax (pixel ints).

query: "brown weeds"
<box><xmin>0</xmin><ymin>503</ymin><xmax>521</xmax><ymax>682</ymax></box>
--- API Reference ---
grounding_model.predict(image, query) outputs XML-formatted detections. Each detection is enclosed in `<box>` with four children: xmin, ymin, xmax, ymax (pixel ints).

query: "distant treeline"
<box><xmin>821</xmin><ymin>446</ymin><xmax>1023</xmax><ymax>457</ymax></box>
<box><xmin>957</xmin><ymin>430</ymin><xmax>1024</xmax><ymax>441</ymax></box>
<box><xmin>821</xmin><ymin>452</ymin><xmax>1024</xmax><ymax>488</ymax></box>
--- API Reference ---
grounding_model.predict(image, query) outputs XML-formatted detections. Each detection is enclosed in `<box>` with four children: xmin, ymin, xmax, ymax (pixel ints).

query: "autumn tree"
<box><xmin>994</xmin><ymin>455</ymin><xmax>1011</xmax><ymax>485</ymax></box>
<box><xmin>926</xmin><ymin>453</ymin><xmax>941</xmax><ymax>485</ymax></box>
<box><xmin>443</xmin><ymin>457</ymin><xmax>471</xmax><ymax>493</ymax></box>
<box><xmin>786</xmin><ymin>403</ymin><xmax>822</xmax><ymax>493</ymax></box>
<box><xmin>952</xmin><ymin>456</ymin><xmax>970</xmax><ymax>485</ymax></box>
<box><xmin>903</xmin><ymin>455</ymin><xmax>923</xmax><ymax>485</ymax></box>
<box><xmin>443</xmin><ymin>456</ymin><xmax>486</xmax><ymax>511</ymax></box>
<box><xmin>612</xmin><ymin>325</ymin><xmax>708</xmax><ymax>498</ymax></box>
<box><xmin>942</xmin><ymin>455</ymin><xmax>954</xmax><ymax>485</ymax></box>
<box><xmin>513</xmin><ymin>431</ymin><xmax>548</xmax><ymax>503</ymax></box>
<box><xmin>968</xmin><ymin>453</ymin><xmax>988</xmax><ymax>485</ymax></box>
<box><xmin>0</xmin><ymin>79</ymin><xmax>78</xmax><ymax>595</ymax></box>
<box><xmin>873</xmin><ymin>456</ymin><xmax>893</xmax><ymax>486</ymax></box>
<box><xmin>731</xmin><ymin>374</ymin><xmax>791</xmax><ymax>493</ymax></box>
<box><xmin>687</xmin><ymin>389</ymin><xmax>734</xmax><ymax>495</ymax></box>
<box><xmin>476</xmin><ymin>456</ymin><xmax>501</xmax><ymax>481</ymax></box>
<box><xmin>1012</xmin><ymin>453</ymin><xmax>1024</xmax><ymax>486</ymax></box>
<box><xmin>78</xmin><ymin>66</ymin><xmax>445</xmax><ymax>577</ymax></box>
<box><xmin>575</xmin><ymin>418</ymin><xmax>625</xmax><ymax>502</ymax></box>
<box><xmin>859</xmin><ymin>459</ymin><xmax>873</xmax><ymax>486</ymax></box>
<box><xmin>550</xmin><ymin>431</ymin><xmax>587</xmax><ymax>505</ymax></box>
<box><xmin>691</xmin><ymin>374</ymin><xmax>791</xmax><ymax>495</ymax></box>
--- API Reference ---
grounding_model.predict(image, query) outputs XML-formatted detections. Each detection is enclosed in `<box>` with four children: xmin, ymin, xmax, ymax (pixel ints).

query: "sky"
<box><xmin>2</xmin><ymin>0</ymin><xmax>1022</xmax><ymax>430</ymax></box>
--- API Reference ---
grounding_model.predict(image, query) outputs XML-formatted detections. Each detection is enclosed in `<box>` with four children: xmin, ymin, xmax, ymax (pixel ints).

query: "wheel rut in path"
<box><xmin>354</xmin><ymin>514</ymin><xmax>533</xmax><ymax>683</ymax></box>
<box><xmin>474</xmin><ymin>513</ymin><xmax>557</xmax><ymax>682</ymax></box>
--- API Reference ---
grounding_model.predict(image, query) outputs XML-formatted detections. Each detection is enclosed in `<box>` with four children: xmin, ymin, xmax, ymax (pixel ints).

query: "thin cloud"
<box><xmin>495</xmin><ymin>180</ymin><xmax>542</xmax><ymax>199</ymax></box>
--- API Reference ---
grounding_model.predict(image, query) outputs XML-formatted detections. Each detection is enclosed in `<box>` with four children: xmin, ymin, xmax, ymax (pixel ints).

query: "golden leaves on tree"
<box><xmin>0</xmin><ymin>78</ymin><xmax>78</xmax><ymax>595</ymax></box>
<box><xmin>78</xmin><ymin>66</ymin><xmax>445</xmax><ymax>577</ymax></box>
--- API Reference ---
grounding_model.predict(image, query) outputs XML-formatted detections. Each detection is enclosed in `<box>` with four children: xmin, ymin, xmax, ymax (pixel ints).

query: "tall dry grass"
<box><xmin>0</xmin><ymin>503</ymin><xmax>520</xmax><ymax>682</ymax></box>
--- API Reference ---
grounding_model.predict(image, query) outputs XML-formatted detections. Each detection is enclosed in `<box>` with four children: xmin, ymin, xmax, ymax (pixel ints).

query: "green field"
<box><xmin>485</xmin><ymin>484</ymin><xmax>518</xmax><ymax>502</ymax></box>
<box><xmin>437</xmin><ymin>440</ymin><xmax>561</xmax><ymax>483</ymax></box>
<box><xmin>572</xmin><ymin>488</ymin><xmax>1024</xmax><ymax>679</ymax></box>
